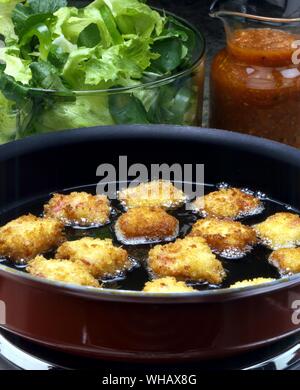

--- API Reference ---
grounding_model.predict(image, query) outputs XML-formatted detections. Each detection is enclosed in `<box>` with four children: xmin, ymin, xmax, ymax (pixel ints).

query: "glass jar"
<box><xmin>209</xmin><ymin>0</ymin><xmax>300</xmax><ymax>147</ymax></box>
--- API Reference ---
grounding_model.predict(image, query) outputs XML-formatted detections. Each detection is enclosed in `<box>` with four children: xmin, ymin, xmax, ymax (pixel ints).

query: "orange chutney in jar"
<box><xmin>210</xmin><ymin>29</ymin><xmax>300</xmax><ymax>147</ymax></box>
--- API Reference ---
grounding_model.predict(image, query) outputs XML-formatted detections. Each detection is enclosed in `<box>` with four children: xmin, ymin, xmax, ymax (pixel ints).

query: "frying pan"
<box><xmin>0</xmin><ymin>125</ymin><xmax>300</xmax><ymax>362</ymax></box>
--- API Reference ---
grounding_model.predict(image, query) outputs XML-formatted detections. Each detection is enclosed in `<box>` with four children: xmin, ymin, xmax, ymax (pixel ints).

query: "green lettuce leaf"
<box><xmin>19</xmin><ymin>22</ymin><xmax>52</xmax><ymax>60</ymax></box>
<box><xmin>109</xmin><ymin>92</ymin><xmax>149</xmax><ymax>124</ymax></box>
<box><xmin>47</xmin><ymin>43</ymin><xmax>69</xmax><ymax>68</ymax></box>
<box><xmin>51</xmin><ymin>35</ymin><xmax>77</xmax><ymax>54</ymax></box>
<box><xmin>164</xmin><ymin>16</ymin><xmax>197</xmax><ymax>68</ymax></box>
<box><xmin>0</xmin><ymin>63</ymin><xmax>29</xmax><ymax>104</ymax></box>
<box><xmin>27</xmin><ymin>0</ymin><xmax>67</xmax><ymax>14</ymax></box>
<box><xmin>58</xmin><ymin>10</ymin><xmax>92</xmax><ymax>44</ymax></box>
<box><xmin>91</xmin><ymin>1</ymin><xmax>122</xmax><ymax>45</ymax></box>
<box><xmin>30</xmin><ymin>94</ymin><xmax>114</xmax><ymax>133</ymax></box>
<box><xmin>0</xmin><ymin>47</ymin><xmax>32</xmax><ymax>83</ymax></box>
<box><xmin>147</xmin><ymin>77</ymin><xmax>197</xmax><ymax>125</ymax></box>
<box><xmin>11</xmin><ymin>0</ymin><xmax>67</xmax><ymax>39</ymax></box>
<box><xmin>58</xmin><ymin>2</ymin><xmax>122</xmax><ymax>49</ymax></box>
<box><xmin>51</xmin><ymin>6</ymin><xmax>77</xmax><ymax>38</ymax></box>
<box><xmin>12</xmin><ymin>4</ymin><xmax>53</xmax><ymax>38</ymax></box>
<box><xmin>84</xmin><ymin>37</ymin><xmax>159</xmax><ymax>86</ymax></box>
<box><xmin>150</xmin><ymin>37</ymin><xmax>183</xmax><ymax>74</ymax></box>
<box><xmin>0</xmin><ymin>0</ymin><xmax>23</xmax><ymax>43</ymax></box>
<box><xmin>12</xmin><ymin>0</ymin><xmax>68</xmax><ymax>61</ymax></box>
<box><xmin>82</xmin><ymin>6</ymin><xmax>112</xmax><ymax>48</ymax></box>
<box><xmin>97</xmin><ymin>0</ymin><xmax>164</xmax><ymax>38</ymax></box>
<box><xmin>62</xmin><ymin>46</ymin><xmax>97</xmax><ymax>89</ymax></box>
<box><xmin>0</xmin><ymin>0</ymin><xmax>199</xmax><ymax>142</ymax></box>
<box><xmin>30</xmin><ymin>60</ymin><xmax>70</xmax><ymax>91</ymax></box>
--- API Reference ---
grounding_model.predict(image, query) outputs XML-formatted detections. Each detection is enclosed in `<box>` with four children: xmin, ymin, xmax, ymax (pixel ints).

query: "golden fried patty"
<box><xmin>193</xmin><ymin>188</ymin><xmax>263</xmax><ymax>219</ymax></box>
<box><xmin>230</xmin><ymin>278</ymin><xmax>275</xmax><ymax>289</ymax></box>
<box><xmin>115</xmin><ymin>207</ymin><xmax>179</xmax><ymax>244</ymax></box>
<box><xmin>118</xmin><ymin>180</ymin><xmax>187</xmax><ymax>209</ymax></box>
<box><xmin>269</xmin><ymin>248</ymin><xmax>300</xmax><ymax>275</ymax></box>
<box><xmin>56</xmin><ymin>237</ymin><xmax>130</xmax><ymax>278</ymax></box>
<box><xmin>148</xmin><ymin>237</ymin><xmax>225</xmax><ymax>284</ymax></box>
<box><xmin>27</xmin><ymin>256</ymin><xmax>100</xmax><ymax>287</ymax></box>
<box><xmin>143</xmin><ymin>277</ymin><xmax>195</xmax><ymax>293</ymax></box>
<box><xmin>0</xmin><ymin>214</ymin><xmax>65</xmax><ymax>262</ymax></box>
<box><xmin>189</xmin><ymin>218</ymin><xmax>257</xmax><ymax>258</ymax></box>
<box><xmin>44</xmin><ymin>192</ymin><xmax>110</xmax><ymax>227</ymax></box>
<box><xmin>254</xmin><ymin>212</ymin><xmax>300</xmax><ymax>250</ymax></box>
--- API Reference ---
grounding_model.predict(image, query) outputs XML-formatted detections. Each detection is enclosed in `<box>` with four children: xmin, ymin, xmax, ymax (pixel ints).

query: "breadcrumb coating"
<box><xmin>0</xmin><ymin>214</ymin><xmax>65</xmax><ymax>262</ymax></box>
<box><xmin>56</xmin><ymin>237</ymin><xmax>130</xmax><ymax>278</ymax></box>
<box><xmin>230</xmin><ymin>278</ymin><xmax>275</xmax><ymax>289</ymax></box>
<box><xmin>189</xmin><ymin>218</ymin><xmax>257</xmax><ymax>258</ymax></box>
<box><xmin>118</xmin><ymin>180</ymin><xmax>187</xmax><ymax>209</ymax></box>
<box><xmin>44</xmin><ymin>192</ymin><xmax>110</xmax><ymax>227</ymax></box>
<box><xmin>27</xmin><ymin>256</ymin><xmax>100</xmax><ymax>287</ymax></box>
<box><xmin>148</xmin><ymin>237</ymin><xmax>225</xmax><ymax>284</ymax></box>
<box><xmin>193</xmin><ymin>188</ymin><xmax>263</xmax><ymax>219</ymax></box>
<box><xmin>143</xmin><ymin>277</ymin><xmax>195</xmax><ymax>293</ymax></box>
<box><xmin>269</xmin><ymin>248</ymin><xmax>300</xmax><ymax>275</ymax></box>
<box><xmin>115</xmin><ymin>207</ymin><xmax>179</xmax><ymax>244</ymax></box>
<box><xmin>254</xmin><ymin>212</ymin><xmax>300</xmax><ymax>250</ymax></box>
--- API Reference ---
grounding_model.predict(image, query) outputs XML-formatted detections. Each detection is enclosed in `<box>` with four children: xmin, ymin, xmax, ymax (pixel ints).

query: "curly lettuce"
<box><xmin>0</xmin><ymin>46</ymin><xmax>32</xmax><ymax>83</ymax></box>
<box><xmin>0</xmin><ymin>0</ymin><xmax>200</xmax><ymax>142</ymax></box>
<box><xmin>62</xmin><ymin>37</ymin><xmax>159</xmax><ymax>89</ymax></box>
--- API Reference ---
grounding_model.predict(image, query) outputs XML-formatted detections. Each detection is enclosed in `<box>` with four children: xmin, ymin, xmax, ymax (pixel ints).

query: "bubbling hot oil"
<box><xmin>0</xmin><ymin>183</ymin><xmax>297</xmax><ymax>291</ymax></box>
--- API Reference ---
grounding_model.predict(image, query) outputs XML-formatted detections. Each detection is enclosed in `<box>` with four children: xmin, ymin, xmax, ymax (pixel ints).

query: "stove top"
<box><xmin>0</xmin><ymin>329</ymin><xmax>300</xmax><ymax>370</ymax></box>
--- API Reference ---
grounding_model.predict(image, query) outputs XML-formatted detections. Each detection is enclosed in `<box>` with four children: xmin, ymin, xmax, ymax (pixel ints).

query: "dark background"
<box><xmin>148</xmin><ymin>0</ymin><xmax>226</xmax><ymax>124</ymax></box>
<box><xmin>148</xmin><ymin>0</ymin><xmax>225</xmax><ymax>59</ymax></box>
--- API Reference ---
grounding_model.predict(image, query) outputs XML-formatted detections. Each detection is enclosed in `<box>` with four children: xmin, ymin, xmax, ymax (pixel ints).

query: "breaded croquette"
<box><xmin>44</xmin><ymin>192</ymin><xmax>110</xmax><ymax>227</ymax></box>
<box><xmin>56</xmin><ymin>237</ymin><xmax>130</xmax><ymax>278</ymax></box>
<box><xmin>118</xmin><ymin>180</ymin><xmax>187</xmax><ymax>209</ymax></box>
<box><xmin>27</xmin><ymin>256</ymin><xmax>100</xmax><ymax>287</ymax></box>
<box><xmin>143</xmin><ymin>277</ymin><xmax>195</xmax><ymax>293</ymax></box>
<box><xmin>0</xmin><ymin>215</ymin><xmax>65</xmax><ymax>262</ymax></box>
<box><xmin>230</xmin><ymin>278</ymin><xmax>275</xmax><ymax>289</ymax></box>
<box><xmin>254</xmin><ymin>212</ymin><xmax>300</xmax><ymax>250</ymax></box>
<box><xmin>189</xmin><ymin>218</ymin><xmax>257</xmax><ymax>258</ymax></box>
<box><xmin>148</xmin><ymin>237</ymin><xmax>225</xmax><ymax>284</ymax></box>
<box><xmin>269</xmin><ymin>248</ymin><xmax>300</xmax><ymax>275</ymax></box>
<box><xmin>193</xmin><ymin>188</ymin><xmax>263</xmax><ymax>219</ymax></box>
<box><xmin>115</xmin><ymin>207</ymin><xmax>179</xmax><ymax>245</ymax></box>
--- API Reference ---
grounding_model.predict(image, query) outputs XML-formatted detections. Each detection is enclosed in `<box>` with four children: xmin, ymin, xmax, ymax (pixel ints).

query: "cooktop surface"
<box><xmin>0</xmin><ymin>329</ymin><xmax>299</xmax><ymax>370</ymax></box>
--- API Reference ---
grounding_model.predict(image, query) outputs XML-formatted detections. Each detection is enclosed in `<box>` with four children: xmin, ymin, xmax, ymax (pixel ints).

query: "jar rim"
<box><xmin>210</xmin><ymin>10</ymin><xmax>300</xmax><ymax>24</ymax></box>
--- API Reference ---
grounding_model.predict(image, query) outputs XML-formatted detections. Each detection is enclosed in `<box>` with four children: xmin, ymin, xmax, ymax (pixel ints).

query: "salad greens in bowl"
<box><xmin>0</xmin><ymin>0</ymin><xmax>205</xmax><ymax>142</ymax></box>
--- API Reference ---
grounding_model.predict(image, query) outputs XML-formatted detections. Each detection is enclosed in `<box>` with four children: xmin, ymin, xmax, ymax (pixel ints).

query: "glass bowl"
<box><xmin>1</xmin><ymin>5</ymin><xmax>205</xmax><ymax>141</ymax></box>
